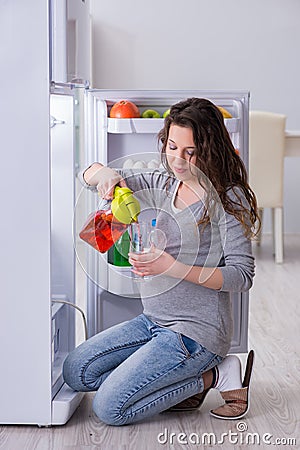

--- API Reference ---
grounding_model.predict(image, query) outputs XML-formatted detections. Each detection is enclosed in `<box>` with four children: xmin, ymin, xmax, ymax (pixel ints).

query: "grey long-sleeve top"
<box><xmin>80</xmin><ymin>168</ymin><xmax>255</xmax><ymax>357</ymax></box>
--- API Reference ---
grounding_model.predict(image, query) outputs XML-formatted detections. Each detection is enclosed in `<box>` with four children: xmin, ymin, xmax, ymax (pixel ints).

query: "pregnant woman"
<box><xmin>63</xmin><ymin>98</ymin><xmax>258</xmax><ymax>425</ymax></box>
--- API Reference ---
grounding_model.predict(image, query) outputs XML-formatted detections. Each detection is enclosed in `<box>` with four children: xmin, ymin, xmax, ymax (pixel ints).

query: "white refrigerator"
<box><xmin>0</xmin><ymin>0</ymin><xmax>250</xmax><ymax>427</ymax></box>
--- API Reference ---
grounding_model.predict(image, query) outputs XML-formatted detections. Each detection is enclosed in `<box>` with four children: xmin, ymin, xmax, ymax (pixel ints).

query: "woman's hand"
<box><xmin>128</xmin><ymin>248</ymin><xmax>178</xmax><ymax>278</ymax></box>
<box><xmin>128</xmin><ymin>246</ymin><xmax>223</xmax><ymax>289</ymax></box>
<box><xmin>83</xmin><ymin>163</ymin><xmax>127</xmax><ymax>199</ymax></box>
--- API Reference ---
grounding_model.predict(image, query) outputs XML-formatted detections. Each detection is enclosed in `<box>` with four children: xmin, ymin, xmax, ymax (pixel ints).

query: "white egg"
<box><xmin>133</xmin><ymin>160</ymin><xmax>147</xmax><ymax>169</ymax></box>
<box><xmin>147</xmin><ymin>160</ymin><xmax>158</xmax><ymax>168</ymax></box>
<box><xmin>123</xmin><ymin>158</ymin><xmax>134</xmax><ymax>169</ymax></box>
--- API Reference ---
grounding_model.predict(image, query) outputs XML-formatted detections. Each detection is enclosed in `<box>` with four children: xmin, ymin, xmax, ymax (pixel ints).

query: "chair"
<box><xmin>249</xmin><ymin>111</ymin><xmax>286</xmax><ymax>263</ymax></box>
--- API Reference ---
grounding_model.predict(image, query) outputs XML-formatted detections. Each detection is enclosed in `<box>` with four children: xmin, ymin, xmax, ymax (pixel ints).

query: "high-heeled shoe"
<box><xmin>210</xmin><ymin>349</ymin><xmax>254</xmax><ymax>420</ymax></box>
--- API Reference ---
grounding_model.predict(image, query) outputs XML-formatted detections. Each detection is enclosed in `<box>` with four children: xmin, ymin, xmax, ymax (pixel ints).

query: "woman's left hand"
<box><xmin>128</xmin><ymin>248</ymin><xmax>177</xmax><ymax>278</ymax></box>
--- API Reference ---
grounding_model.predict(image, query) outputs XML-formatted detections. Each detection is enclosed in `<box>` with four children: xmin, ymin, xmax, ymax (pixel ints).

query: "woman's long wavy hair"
<box><xmin>158</xmin><ymin>97</ymin><xmax>260</xmax><ymax>238</ymax></box>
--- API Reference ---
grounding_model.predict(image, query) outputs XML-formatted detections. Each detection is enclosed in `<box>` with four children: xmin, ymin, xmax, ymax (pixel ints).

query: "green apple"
<box><xmin>163</xmin><ymin>108</ymin><xmax>170</xmax><ymax>118</ymax></box>
<box><xmin>142</xmin><ymin>109</ymin><xmax>161</xmax><ymax>118</ymax></box>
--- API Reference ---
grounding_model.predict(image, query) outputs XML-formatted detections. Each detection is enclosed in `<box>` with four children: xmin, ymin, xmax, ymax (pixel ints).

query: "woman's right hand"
<box><xmin>83</xmin><ymin>162</ymin><xmax>127</xmax><ymax>199</ymax></box>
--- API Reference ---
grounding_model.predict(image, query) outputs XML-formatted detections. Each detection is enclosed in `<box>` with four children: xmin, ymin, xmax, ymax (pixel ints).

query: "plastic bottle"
<box><xmin>113</xmin><ymin>230</ymin><xmax>131</xmax><ymax>266</ymax></box>
<box><xmin>79</xmin><ymin>186</ymin><xmax>140</xmax><ymax>254</ymax></box>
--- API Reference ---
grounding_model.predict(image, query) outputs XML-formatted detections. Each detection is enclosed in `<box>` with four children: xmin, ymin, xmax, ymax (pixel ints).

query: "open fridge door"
<box><xmin>50</xmin><ymin>83</ymin><xmax>85</xmax><ymax>424</ymax></box>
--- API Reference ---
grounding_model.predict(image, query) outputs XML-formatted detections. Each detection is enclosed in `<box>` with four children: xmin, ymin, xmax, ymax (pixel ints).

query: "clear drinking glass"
<box><xmin>129</xmin><ymin>221</ymin><xmax>167</xmax><ymax>281</ymax></box>
<box><xmin>129</xmin><ymin>222</ymin><xmax>151</xmax><ymax>281</ymax></box>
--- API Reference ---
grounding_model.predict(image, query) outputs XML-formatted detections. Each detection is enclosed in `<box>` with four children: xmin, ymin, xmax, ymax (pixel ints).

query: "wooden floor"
<box><xmin>1</xmin><ymin>234</ymin><xmax>299</xmax><ymax>450</ymax></box>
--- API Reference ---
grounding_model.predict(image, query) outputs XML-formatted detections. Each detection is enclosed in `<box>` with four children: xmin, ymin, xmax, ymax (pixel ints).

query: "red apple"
<box><xmin>109</xmin><ymin>100</ymin><xmax>140</xmax><ymax>118</ymax></box>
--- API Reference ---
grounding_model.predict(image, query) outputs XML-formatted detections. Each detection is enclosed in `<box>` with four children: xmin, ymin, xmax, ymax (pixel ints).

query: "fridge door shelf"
<box><xmin>51</xmin><ymin>296</ymin><xmax>71</xmax><ymax>398</ymax></box>
<box><xmin>52</xmin><ymin>383</ymin><xmax>84</xmax><ymax>425</ymax></box>
<box><xmin>107</xmin><ymin>117</ymin><xmax>240</xmax><ymax>134</ymax></box>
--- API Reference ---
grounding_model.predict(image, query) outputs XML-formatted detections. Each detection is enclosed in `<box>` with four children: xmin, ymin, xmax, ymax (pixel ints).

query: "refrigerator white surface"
<box><xmin>0</xmin><ymin>1</ymin><xmax>83</xmax><ymax>425</ymax></box>
<box><xmin>0</xmin><ymin>0</ymin><xmax>53</xmax><ymax>425</ymax></box>
<box><xmin>50</xmin><ymin>0</ymin><xmax>91</xmax><ymax>83</ymax></box>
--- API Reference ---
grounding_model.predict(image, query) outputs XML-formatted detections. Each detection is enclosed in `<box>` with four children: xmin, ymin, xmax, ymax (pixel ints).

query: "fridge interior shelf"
<box><xmin>108</xmin><ymin>118</ymin><xmax>164</xmax><ymax>134</ymax></box>
<box><xmin>107</xmin><ymin>117</ymin><xmax>240</xmax><ymax>134</ymax></box>
<box><xmin>107</xmin><ymin>262</ymin><xmax>140</xmax><ymax>297</ymax></box>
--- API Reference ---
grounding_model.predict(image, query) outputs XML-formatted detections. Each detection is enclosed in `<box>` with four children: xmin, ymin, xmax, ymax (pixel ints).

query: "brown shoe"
<box><xmin>166</xmin><ymin>389</ymin><xmax>210</xmax><ymax>412</ymax></box>
<box><xmin>210</xmin><ymin>350</ymin><xmax>254</xmax><ymax>420</ymax></box>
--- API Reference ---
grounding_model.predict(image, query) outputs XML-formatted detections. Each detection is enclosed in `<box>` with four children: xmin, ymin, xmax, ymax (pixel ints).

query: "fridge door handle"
<box><xmin>50</xmin><ymin>115</ymin><xmax>66</xmax><ymax>128</ymax></box>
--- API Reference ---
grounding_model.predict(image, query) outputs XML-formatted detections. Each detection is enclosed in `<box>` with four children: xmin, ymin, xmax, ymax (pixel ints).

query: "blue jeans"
<box><xmin>63</xmin><ymin>314</ymin><xmax>223</xmax><ymax>426</ymax></box>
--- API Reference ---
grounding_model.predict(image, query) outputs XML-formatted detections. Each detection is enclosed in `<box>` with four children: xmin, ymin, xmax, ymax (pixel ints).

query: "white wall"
<box><xmin>90</xmin><ymin>0</ymin><xmax>300</xmax><ymax>232</ymax></box>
